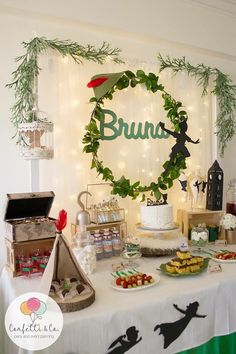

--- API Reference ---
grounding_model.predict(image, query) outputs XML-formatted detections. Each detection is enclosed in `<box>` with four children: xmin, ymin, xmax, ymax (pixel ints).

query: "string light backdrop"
<box><xmin>39</xmin><ymin>54</ymin><xmax>214</xmax><ymax>236</ymax></box>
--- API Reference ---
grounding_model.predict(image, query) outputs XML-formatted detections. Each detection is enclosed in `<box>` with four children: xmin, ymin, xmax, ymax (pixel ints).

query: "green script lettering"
<box><xmin>100</xmin><ymin>109</ymin><xmax>169</xmax><ymax>140</ymax></box>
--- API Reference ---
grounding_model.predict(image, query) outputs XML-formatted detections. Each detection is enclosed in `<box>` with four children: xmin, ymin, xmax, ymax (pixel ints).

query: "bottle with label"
<box><xmin>94</xmin><ymin>231</ymin><xmax>104</xmax><ymax>260</ymax></box>
<box><xmin>226</xmin><ymin>179</ymin><xmax>236</xmax><ymax>216</ymax></box>
<box><xmin>112</xmin><ymin>229</ymin><xmax>121</xmax><ymax>256</ymax></box>
<box><xmin>73</xmin><ymin>225</ymin><xmax>96</xmax><ymax>274</ymax></box>
<box><xmin>103</xmin><ymin>231</ymin><xmax>113</xmax><ymax>258</ymax></box>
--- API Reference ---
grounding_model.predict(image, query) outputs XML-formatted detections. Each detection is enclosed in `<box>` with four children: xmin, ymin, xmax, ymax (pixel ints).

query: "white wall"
<box><xmin>1</xmin><ymin>0</ymin><xmax>236</xmax><ymax>270</ymax></box>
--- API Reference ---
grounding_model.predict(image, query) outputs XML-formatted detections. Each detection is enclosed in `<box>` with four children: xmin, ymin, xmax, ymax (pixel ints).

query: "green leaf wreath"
<box><xmin>83</xmin><ymin>70</ymin><xmax>190</xmax><ymax>201</ymax></box>
<box><xmin>158</xmin><ymin>54</ymin><xmax>236</xmax><ymax>156</ymax></box>
<box><xmin>7</xmin><ymin>36</ymin><xmax>123</xmax><ymax>144</ymax></box>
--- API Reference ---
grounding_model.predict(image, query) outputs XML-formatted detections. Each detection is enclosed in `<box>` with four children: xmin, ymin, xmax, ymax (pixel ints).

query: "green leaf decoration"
<box><xmin>83</xmin><ymin>69</ymin><xmax>191</xmax><ymax>201</ymax></box>
<box><xmin>158</xmin><ymin>53</ymin><xmax>236</xmax><ymax>156</ymax></box>
<box><xmin>7</xmin><ymin>36</ymin><xmax>123</xmax><ymax>145</ymax></box>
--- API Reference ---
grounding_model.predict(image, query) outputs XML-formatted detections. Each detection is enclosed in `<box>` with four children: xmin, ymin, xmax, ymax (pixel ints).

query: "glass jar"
<box><xmin>120</xmin><ymin>233</ymin><xmax>142</xmax><ymax>267</ymax></box>
<box><xmin>191</xmin><ymin>224</ymin><xmax>209</xmax><ymax>246</ymax></box>
<box><xmin>73</xmin><ymin>226</ymin><xmax>96</xmax><ymax>275</ymax></box>
<box><xmin>226</xmin><ymin>179</ymin><xmax>236</xmax><ymax>216</ymax></box>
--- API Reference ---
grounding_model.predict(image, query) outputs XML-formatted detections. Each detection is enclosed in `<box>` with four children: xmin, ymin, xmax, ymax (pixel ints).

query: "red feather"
<box><xmin>87</xmin><ymin>77</ymin><xmax>108</xmax><ymax>88</ymax></box>
<box><xmin>55</xmin><ymin>209</ymin><xmax>67</xmax><ymax>232</ymax></box>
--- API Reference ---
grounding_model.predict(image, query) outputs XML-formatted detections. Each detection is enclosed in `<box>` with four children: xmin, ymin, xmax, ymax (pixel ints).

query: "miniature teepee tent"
<box><xmin>39</xmin><ymin>210</ymin><xmax>95</xmax><ymax>313</ymax></box>
<box><xmin>52</xmin><ymin>234</ymin><xmax>95</xmax><ymax>312</ymax></box>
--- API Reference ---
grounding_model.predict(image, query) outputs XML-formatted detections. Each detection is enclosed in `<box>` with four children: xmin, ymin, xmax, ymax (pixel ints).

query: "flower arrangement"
<box><xmin>220</xmin><ymin>213</ymin><xmax>236</xmax><ymax>230</ymax></box>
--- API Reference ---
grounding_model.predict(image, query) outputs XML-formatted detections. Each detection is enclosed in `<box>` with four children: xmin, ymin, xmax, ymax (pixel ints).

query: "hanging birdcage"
<box><xmin>18</xmin><ymin>109</ymin><xmax>54</xmax><ymax>160</ymax></box>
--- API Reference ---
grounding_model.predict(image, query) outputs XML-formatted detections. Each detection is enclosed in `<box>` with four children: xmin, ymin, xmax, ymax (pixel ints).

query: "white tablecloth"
<box><xmin>1</xmin><ymin>246</ymin><xmax>236</xmax><ymax>354</ymax></box>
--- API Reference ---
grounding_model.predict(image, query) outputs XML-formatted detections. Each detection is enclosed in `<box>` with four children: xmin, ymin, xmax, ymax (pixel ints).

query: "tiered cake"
<box><xmin>140</xmin><ymin>204</ymin><xmax>174</xmax><ymax>229</ymax></box>
<box><xmin>138</xmin><ymin>203</ymin><xmax>184</xmax><ymax>256</ymax></box>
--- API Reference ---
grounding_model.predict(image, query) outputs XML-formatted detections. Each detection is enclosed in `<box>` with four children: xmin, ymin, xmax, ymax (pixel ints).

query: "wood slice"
<box><xmin>52</xmin><ymin>286</ymin><xmax>95</xmax><ymax>313</ymax></box>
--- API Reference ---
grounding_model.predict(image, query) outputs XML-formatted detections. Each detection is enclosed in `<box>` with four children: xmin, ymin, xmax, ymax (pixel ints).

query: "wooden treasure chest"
<box><xmin>4</xmin><ymin>191</ymin><xmax>56</xmax><ymax>242</ymax></box>
<box><xmin>5</xmin><ymin>237</ymin><xmax>55</xmax><ymax>277</ymax></box>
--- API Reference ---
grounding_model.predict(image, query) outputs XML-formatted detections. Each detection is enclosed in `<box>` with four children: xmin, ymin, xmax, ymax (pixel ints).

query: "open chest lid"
<box><xmin>4</xmin><ymin>191</ymin><xmax>55</xmax><ymax>220</ymax></box>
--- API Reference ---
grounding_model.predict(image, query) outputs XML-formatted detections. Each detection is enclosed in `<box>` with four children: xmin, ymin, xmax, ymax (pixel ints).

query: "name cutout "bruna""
<box><xmin>99</xmin><ymin>109</ymin><xmax>169</xmax><ymax>140</ymax></box>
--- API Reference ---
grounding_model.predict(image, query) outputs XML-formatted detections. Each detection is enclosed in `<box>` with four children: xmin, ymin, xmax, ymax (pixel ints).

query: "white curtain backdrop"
<box><xmin>38</xmin><ymin>54</ymin><xmax>214</xmax><ymax>237</ymax></box>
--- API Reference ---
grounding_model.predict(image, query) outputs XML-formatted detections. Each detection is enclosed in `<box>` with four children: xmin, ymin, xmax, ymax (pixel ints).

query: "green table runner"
<box><xmin>179</xmin><ymin>332</ymin><xmax>236</xmax><ymax>354</ymax></box>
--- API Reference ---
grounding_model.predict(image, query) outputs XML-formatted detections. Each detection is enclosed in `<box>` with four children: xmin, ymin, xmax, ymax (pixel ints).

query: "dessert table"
<box><xmin>1</xmin><ymin>245</ymin><xmax>236</xmax><ymax>354</ymax></box>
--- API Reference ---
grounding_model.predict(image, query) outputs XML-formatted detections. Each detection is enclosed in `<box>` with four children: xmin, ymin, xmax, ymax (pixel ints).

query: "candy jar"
<box><xmin>226</xmin><ymin>179</ymin><xmax>236</xmax><ymax>216</ymax></box>
<box><xmin>20</xmin><ymin>258</ymin><xmax>34</xmax><ymax>277</ymax></box>
<box><xmin>73</xmin><ymin>226</ymin><xmax>96</xmax><ymax>275</ymax></box>
<box><xmin>120</xmin><ymin>233</ymin><xmax>141</xmax><ymax>267</ymax></box>
<box><xmin>31</xmin><ymin>248</ymin><xmax>42</xmax><ymax>271</ymax></box>
<box><xmin>191</xmin><ymin>224</ymin><xmax>209</xmax><ymax>246</ymax></box>
<box><xmin>38</xmin><ymin>256</ymin><xmax>49</xmax><ymax>273</ymax></box>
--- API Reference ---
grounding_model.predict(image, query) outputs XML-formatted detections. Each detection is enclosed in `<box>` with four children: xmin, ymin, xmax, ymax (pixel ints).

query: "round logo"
<box><xmin>5</xmin><ymin>292</ymin><xmax>63</xmax><ymax>351</ymax></box>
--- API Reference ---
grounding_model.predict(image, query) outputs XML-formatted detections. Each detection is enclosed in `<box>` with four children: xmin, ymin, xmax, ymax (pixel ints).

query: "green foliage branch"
<box><xmin>158</xmin><ymin>53</ymin><xmax>236</xmax><ymax>156</ymax></box>
<box><xmin>7</xmin><ymin>36</ymin><xmax>123</xmax><ymax>144</ymax></box>
<box><xmin>83</xmin><ymin>70</ymin><xmax>188</xmax><ymax>201</ymax></box>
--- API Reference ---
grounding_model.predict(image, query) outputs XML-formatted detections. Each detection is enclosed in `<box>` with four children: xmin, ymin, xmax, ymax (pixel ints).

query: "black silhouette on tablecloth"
<box><xmin>154</xmin><ymin>302</ymin><xmax>207</xmax><ymax>349</ymax></box>
<box><xmin>159</xmin><ymin>121</ymin><xmax>200</xmax><ymax>177</ymax></box>
<box><xmin>106</xmin><ymin>326</ymin><xmax>142</xmax><ymax>354</ymax></box>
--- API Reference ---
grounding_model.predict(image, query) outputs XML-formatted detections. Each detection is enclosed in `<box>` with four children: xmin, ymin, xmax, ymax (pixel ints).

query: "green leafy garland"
<box><xmin>7</xmin><ymin>36</ymin><xmax>123</xmax><ymax>144</ymax></box>
<box><xmin>83</xmin><ymin>70</ymin><xmax>188</xmax><ymax>201</ymax></box>
<box><xmin>158</xmin><ymin>54</ymin><xmax>236</xmax><ymax>156</ymax></box>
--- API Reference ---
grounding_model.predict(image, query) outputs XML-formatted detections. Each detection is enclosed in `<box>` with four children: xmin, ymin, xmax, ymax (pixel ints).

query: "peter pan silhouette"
<box><xmin>202</xmin><ymin>181</ymin><xmax>207</xmax><ymax>193</ymax></box>
<box><xmin>154</xmin><ymin>302</ymin><xmax>207</xmax><ymax>349</ymax></box>
<box><xmin>106</xmin><ymin>326</ymin><xmax>142</xmax><ymax>354</ymax></box>
<box><xmin>179</xmin><ymin>179</ymin><xmax>187</xmax><ymax>192</ymax></box>
<box><xmin>159</xmin><ymin>120</ymin><xmax>199</xmax><ymax>177</ymax></box>
<box><xmin>193</xmin><ymin>180</ymin><xmax>202</xmax><ymax>192</ymax></box>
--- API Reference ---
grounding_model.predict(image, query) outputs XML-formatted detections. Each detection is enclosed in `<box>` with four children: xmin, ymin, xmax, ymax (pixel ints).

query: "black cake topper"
<box><xmin>106</xmin><ymin>326</ymin><xmax>142</xmax><ymax>354</ymax></box>
<box><xmin>154</xmin><ymin>302</ymin><xmax>207</xmax><ymax>349</ymax></box>
<box><xmin>147</xmin><ymin>194</ymin><xmax>168</xmax><ymax>206</ymax></box>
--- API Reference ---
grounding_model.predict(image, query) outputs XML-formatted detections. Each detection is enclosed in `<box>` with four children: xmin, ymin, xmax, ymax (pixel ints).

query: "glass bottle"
<box><xmin>226</xmin><ymin>179</ymin><xmax>236</xmax><ymax>216</ymax></box>
<box><xmin>103</xmin><ymin>231</ymin><xmax>113</xmax><ymax>258</ymax></box>
<box><xmin>112</xmin><ymin>229</ymin><xmax>121</xmax><ymax>256</ymax></box>
<box><xmin>73</xmin><ymin>226</ymin><xmax>96</xmax><ymax>275</ymax></box>
<box><xmin>94</xmin><ymin>231</ymin><xmax>104</xmax><ymax>260</ymax></box>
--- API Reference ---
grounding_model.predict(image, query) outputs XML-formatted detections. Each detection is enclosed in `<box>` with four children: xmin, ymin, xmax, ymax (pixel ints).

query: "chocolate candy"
<box><xmin>76</xmin><ymin>284</ymin><xmax>85</xmax><ymax>294</ymax></box>
<box><xmin>62</xmin><ymin>289</ymin><xmax>70</xmax><ymax>297</ymax></box>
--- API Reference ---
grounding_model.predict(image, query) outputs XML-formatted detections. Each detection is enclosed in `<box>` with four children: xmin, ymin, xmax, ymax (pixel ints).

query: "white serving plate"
<box><xmin>111</xmin><ymin>273</ymin><xmax>160</xmax><ymax>292</ymax></box>
<box><xmin>211</xmin><ymin>256</ymin><xmax>236</xmax><ymax>263</ymax></box>
<box><xmin>136</xmin><ymin>222</ymin><xmax>179</xmax><ymax>232</ymax></box>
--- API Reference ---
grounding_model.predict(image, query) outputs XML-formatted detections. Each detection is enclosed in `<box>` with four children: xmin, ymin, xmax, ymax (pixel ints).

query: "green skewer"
<box><xmin>208</xmin><ymin>249</ymin><xmax>217</xmax><ymax>254</ymax></box>
<box><xmin>195</xmin><ymin>250</ymin><xmax>214</xmax><ymax>256</ymax></box>
<box><xmin>219</xmin><ymin>249</ymin><xmax>236</xmax><ymax>253</ymax></box>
